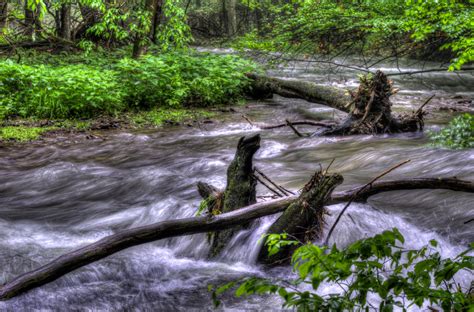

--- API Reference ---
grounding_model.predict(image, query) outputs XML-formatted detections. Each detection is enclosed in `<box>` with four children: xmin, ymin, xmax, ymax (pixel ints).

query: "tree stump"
<box><xmin>197</xmin><ymin>134</ymin><xmax>261</xmax><ymax>258</ymax></box>
<box><xmin>258</xmin><ymin>171</ymin><xmax>343</xmax><ymax>266</ymax></box>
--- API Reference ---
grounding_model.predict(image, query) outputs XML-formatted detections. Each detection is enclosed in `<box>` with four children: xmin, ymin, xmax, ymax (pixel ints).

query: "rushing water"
<box><xmin>0</xmin><ymin>56</ymin><xmax>473</xmax><ymax>311</ymax></box>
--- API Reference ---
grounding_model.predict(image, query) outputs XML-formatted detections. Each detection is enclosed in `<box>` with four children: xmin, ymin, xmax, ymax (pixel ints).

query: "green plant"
<box><xmin>116</xmin><ymin>53</ymin><xmax>256</xmax><ymax>108</ymax></box>
<box><xmin>430</xmin><ymin>114</ymin><xmax>474</xmax><ymax>149</ymax></box>
<box><xmin>0</xmin><ymin>126</ymin><xmax>53</xmax><ymax>141</ymax></box>
<box><xmin>0</xmin><ymin>61</ymin><xmax>124</xmax><ymax>119</ymax></box>
<box><xmin>212</xmin><ymin>229</ymin><xmax>473</xmax><ymax>311</ymax></box>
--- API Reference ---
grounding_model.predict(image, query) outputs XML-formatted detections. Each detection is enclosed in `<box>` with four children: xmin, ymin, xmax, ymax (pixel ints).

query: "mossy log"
<box><xmin>247</xmin><ymin>71</ymin><xmax>425</xmax><ymax>135</ymax></box>
<box><xmin>206</xmin><ymin>134</ymin><xmax>261</xmax><ymax>258</ymax></box>
<box><xmin>258</xmin><ymin>171</ymin><xmax>344</xmax><ymax>266</ymax></box>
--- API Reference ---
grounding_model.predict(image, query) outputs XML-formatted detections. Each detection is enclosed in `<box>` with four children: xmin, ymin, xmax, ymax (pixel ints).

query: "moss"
<box><xmin>131</xmin><ymin>108</ymin><xmax>216</xmax><ymax>127</ymax></box>
<box><xmin>0</xmin><ymin>126</ymin><xmax>54</xmax><ymax>142</ymax></box>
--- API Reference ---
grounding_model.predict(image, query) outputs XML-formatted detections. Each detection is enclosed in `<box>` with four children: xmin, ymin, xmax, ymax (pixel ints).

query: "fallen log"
<box><xmin>247</xmin><ymin>73</ymin><xmax>351</xmax><ymax>113</ymax></box>
<box><xmin>0</xmin><ymin>197</ymin><xmax>295</xmax><ymax>301</ymax></box>
<box><xmin>329</xmin><ymin>177</ymin><xmax>474</xmax><ymax>204</ymax></box>
<box><xmin>247</xmin><ymin>71</ymin><xmax>426</xmax><ymax>135</ymax></box>
<box><xmin>0</xmin><ymin>177</ymin><xmax>472</xmax><ymax>300</ymax></box>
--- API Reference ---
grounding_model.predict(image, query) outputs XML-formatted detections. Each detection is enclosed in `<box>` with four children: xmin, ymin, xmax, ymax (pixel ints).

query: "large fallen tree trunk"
<box><xmin>1</xmin><ymin>177</ymin><xmax>472</xmax><ymax>300</ymax></box>
<box><xmin>247</xmin><ymin>71</ymin><xmax>425</xmax><ymax>135</ymax></box>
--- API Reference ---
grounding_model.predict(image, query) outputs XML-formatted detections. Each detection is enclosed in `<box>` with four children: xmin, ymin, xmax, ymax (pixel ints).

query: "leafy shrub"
<box><xmin>430</xmin><ymin>114</ymin><xmax>474</xmax><ymax>149</ymax></box>
<box><xmin>0</xmin><ymin>61</ymin><xmax>124</xmax><ymax>119</ymax></box>
<box><xmin>117</xmin><ymin>53</ymin><xmax>256</xmax><ymax>108</ymax></box>
<box><xmin>0</xmin><ymin>53</ymin><xmax>256</xmax><ymax>120</ymax></box>
<box><xmin>212</xmin><ymin>229</ymin><xmax>473</xmax><ymax>311</ymax></box>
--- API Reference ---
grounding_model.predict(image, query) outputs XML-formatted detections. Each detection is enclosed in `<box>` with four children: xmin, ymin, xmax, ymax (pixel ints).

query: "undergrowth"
<box><xmin>0</xmin><ymin>51</ymin><xmax>256</xmax><ymax>120</ymax></box>
<box><xmin>0</xmin><ymin>126</ymin><xmax>54</xmax><ymax>142</ymax></box>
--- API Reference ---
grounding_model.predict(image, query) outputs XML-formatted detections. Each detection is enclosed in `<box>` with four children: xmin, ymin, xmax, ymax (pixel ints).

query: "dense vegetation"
<box><xmin>0</xmin><ymin>52</ymin><xmax>255</xmax><ymax>119</ymax></box>
<box><xmin>213</xmin><ymin>230</ymin><xmax>474</xmax><ymax>311</ymax></box>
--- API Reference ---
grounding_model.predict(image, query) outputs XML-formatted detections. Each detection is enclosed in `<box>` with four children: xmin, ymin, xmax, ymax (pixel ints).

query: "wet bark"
<box><xmin>247</xmin><ymin>71</ymin><xmax>425</xmax><ymax>135</ymax></box>
<box><xmin>208</xmin><ymin>134</ymin><xmax>260</xmax><ymax>257</ymax></box>
<box><xmin>258</xmin><ymin>171</ymin><xmax>344</xmax><ymax>266</ymax></box>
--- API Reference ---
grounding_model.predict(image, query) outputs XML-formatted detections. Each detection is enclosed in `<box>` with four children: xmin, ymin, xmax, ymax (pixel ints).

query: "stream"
<box><xmin>0</xmin><ymin>55</ymin><xmax>473</xmax><ymax>311</ymax></box>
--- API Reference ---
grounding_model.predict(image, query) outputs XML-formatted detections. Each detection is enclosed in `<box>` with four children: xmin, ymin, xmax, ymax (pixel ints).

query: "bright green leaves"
<box><xmin>262</xmin><ymin>233</ymin><xmax>299</xmax><ymax>257</ymax></box>
<box><xmin>429</xmin><ymin>113</ymin><xmax>474</xmax><ymax>149</ymax></box>
<box><xmin>212</xmin><ymin>228</ymin><xmax>474</xmax><ymax>311</ymax></box>
<box><xmin>117</xmin><ymin>52</ymin><xmax>256</xmax><ymax>108</ymax></box>
<box><xmin>0</xmin><ymin>61</ymin><xmax>123</xmax><ymax>119</ymax></box>
<box><xmin>0</xmin><ymin>52</ymin><xmax>257</xmax><ymax>120</ymax></box>
<box><xmin>404</xmin><ymin>0</ymin><xmax>474</xmax><ymax>70</ymax></box>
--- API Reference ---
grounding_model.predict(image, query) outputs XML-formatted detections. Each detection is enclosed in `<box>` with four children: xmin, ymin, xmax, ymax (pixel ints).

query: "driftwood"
<box><xmin>0</xmin><ymin>176</ymin><xmax>472</xmax><ymax>300</ymax></box>
<box><xmin>247</xmin><ymin>71</ymin><xmax>427</xmax><ymax>136</ymax></box>
<box><xmin>258</xmin><ymin>171</ymin><xmax>343</xmax><ymax>265</ymax></box>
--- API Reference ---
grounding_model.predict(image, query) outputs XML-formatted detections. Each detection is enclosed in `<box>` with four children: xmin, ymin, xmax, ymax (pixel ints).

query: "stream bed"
<box><xmin>0</xmin><ymin>57</ymin><xmax>473</xmax><ymax>311</ymax></box>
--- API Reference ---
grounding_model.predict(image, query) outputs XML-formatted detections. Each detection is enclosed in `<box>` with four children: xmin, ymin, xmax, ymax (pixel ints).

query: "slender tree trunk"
<box><xmin>224</xmin><ymin>0</ymin><xmax>237</xmax><ymax>36</ymax></box>
<box><xmin>59</xmin><ymin>4</ymin><xmax>71</xmax><ymax>40</ymax></box>
<box><xmin>150</xmin><ymin>0</ymin><xmax>163</xmax><ymax>43</ymax></box>
<box><xmin>0</xmin><ymin>1</ymin><xmax>7</xmax><ymax>30</ymax></box>
<box><xmin>24</xmin><ymin>1</ymin><xmax>35</xmax><ymax>38</ymax></box>
<box><xmin>24</xmin><ymin>0</ymin><xmax>41</xmax><ymax>40</ymax></box>
<box><xmin>132</xmin><ymin>0</ymin><xmax>158</xmax><ymax>58</ymax></box>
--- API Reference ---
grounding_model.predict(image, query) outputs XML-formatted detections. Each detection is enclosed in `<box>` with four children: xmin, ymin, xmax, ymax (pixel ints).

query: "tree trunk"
<box><xmin>75</xmin><ymin>4</ymin><xmax>101</xmax><ymax>41</ymax></box>
<box><xmin>0</xmin><ymin>0</ymin><xmax>7</xmax><ymax>30</ymax></box>
<box><xmin>132</xmin><ymin>0</ymin><xmax>157</xmax><ymax>58</ymax></box>
<box><xmin>247</xmin><ymin>71</ymin><xmax>425</xmax><ymax>136</ymax></box>
<box><xmin>208</xmin><ymin>134</ymin><xmax>260</xmax><ymax>257</ymax></box>
<box><xmin>227</xmin><ymin>0</ymin><xmax>237</xmax><ymax>36</ymax></box>
<box><xmin>150</xmin><ymin>0</ymin><xmax>163</xmax><ymax>43</ymax></box>
<box><xmin>24</xmin><ymin>1</ymin><xmax>35</xmax><ymax>38</ymax></box>
<box><xmin>258</xmin><ymin>171</ymin><xmax>343</xmax><ymax>266</ymax></box>
<box><xmin>59</xmin><ymin>4</ymin><xmax>71</xmax><ymax>40</ymax></box>
<box><xmin>0</xmin><ymin>176</ymin><xmax>471</xmax><ymax>300</ymax></box>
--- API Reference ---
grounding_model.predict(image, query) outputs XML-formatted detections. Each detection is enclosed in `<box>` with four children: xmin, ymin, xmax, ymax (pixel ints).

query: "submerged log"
<box><xmin>0</xmin><ymin>176</ymin><xmax>472</xmax><ymax>300</ymax></box>
<box><xmin>258</xmin><ymin>171</ymin><xmax>344</xmax><ymax>266</ymax></box>
<box><xmin>247</xmin><ymin>71</ymin><xmax>425</xmax><ymax>136</ymax></box>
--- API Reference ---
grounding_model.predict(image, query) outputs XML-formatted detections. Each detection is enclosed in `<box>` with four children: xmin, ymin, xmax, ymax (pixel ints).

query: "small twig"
<box><xmin>285</xmin><ymin>119</ymin><xmax>304</xmax><ymax>137</ymax></box>
<box><xmin>415</xmin><ymin>94</ymin><xmax>435</xmax><ymax>116</ymax></box>
<box><xmin>241</xmin><ymin>114</ymin><xmax>254</xmax><ymax>126</ymax></box>
<box><xmin>361</xmin><ymin>90</ymin><xmax>375</xmax><ymax>122</ymax></box>
<box><xmin>255</xmin><ymin>167</ymin><xmax>295</xmax><ymax>196</ymax></box>
<box><xmin>323</xmin><ymin>158</ymin><xmax>336</xmax><ymax>176</ymax></box>
<box><xmin>252</xmin><ymin>173</ymin><xmax>284</xmax><ymax>197</ymax></box>
<box><xmin>324</xmin><ymin>159</ymin><xmax>411</xmax><ymax>246</ymax></box>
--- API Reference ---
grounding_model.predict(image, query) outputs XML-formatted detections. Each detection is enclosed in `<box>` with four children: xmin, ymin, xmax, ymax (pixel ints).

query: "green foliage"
<box><xmin>212</xmin><ymin>229</ymin><xmax>474</xmax><ymax>311</ymax></box>
<box><xmin>0</xmin><ymin>61</ymin><xmax>124</xmax><ymax>119</ymax></box>
<box><xmin>430</xmin><ymin>114</ymin><xmax>474</xmax><ymax>149</ymax></box>
<box><xmin>117</xmin><ymin>53</ymin><xmax>256</xmax><ymax>108</ymax></box>
<box><xmin>0</xmin><ymin>53</ymin><xmax>256</xmax><ymax>120</ymax></box>
<box><xmin>404</xmin><ymin>0</ymin><xmax>473</xmax><ymax>70</ymax></box>
<box><xmin>237</xmin><ymin>0</ymin><xmax>473</xmax><ymax>69</ymax></box>
<box><xmin>0</xmin><ymin>126</ymin><xmax>53</xmax><ymax>141</ymax></box>
<box><xmin>131</xmin><ymin>108</ymin><xmax>214</xmax><ymax>127</ymax></box>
